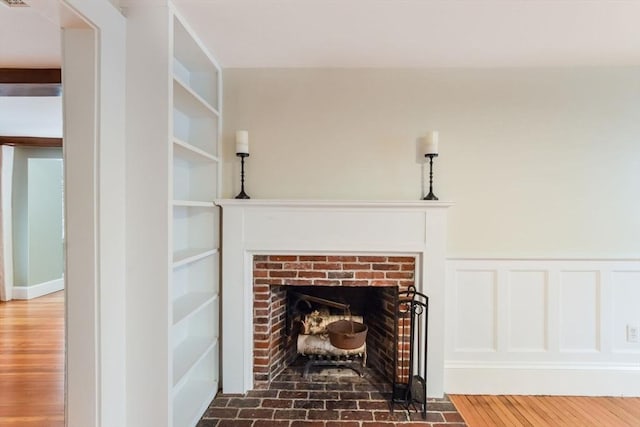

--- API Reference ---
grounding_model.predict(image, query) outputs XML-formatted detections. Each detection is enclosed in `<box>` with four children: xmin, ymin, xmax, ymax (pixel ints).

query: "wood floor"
<box><xmin>450</xmin><ymin>394</ymin><xmax>640</xmax><ymax>427</ymax></box>
<box><xmin>0</xmin><ymin>292</ymin><xmax>64</xmax><ymax>427</ymax></box>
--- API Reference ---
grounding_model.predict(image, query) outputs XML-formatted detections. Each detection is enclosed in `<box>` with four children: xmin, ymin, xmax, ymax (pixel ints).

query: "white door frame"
<box><xmin>59</xmin><ymin>1</ymin><xmax>126</xmax><ymax>426</ymax></box>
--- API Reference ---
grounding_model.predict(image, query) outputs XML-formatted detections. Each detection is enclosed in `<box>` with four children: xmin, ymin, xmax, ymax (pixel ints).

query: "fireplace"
<box><xmin>252</xmin><ymin>255</ymin><xmax>415</xmax><ymax>387</ymax></box>
<box><xmin>216</xmin><ymin>199</ymin><xmax>452</xmax><ymax>397</ymax></box>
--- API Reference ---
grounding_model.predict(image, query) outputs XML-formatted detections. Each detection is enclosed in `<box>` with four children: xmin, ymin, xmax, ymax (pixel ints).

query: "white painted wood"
<box><xmin>507</xmin><ymin>271</ymin><xmax>547</xmax><ymax>351</ymax></box>
<box><xmin>61</xmin><ymin>1</ymin><xmax>128</xmax><ymax>425</ymax></box>
<box><xmin>216</xmin><ymin>199</ymin><xmax>452</xmax><ymax>397</ymax></box>
<box><xmin>454</xmin><ymin>270</ymin><xmax>496</xmax><ymax>352</ymax></box>
<box><xmin>1</xmin><ymin>146</ymin><xmax>14</xmax><ymax>302</ymax></box>
<box><xmin>124</xmin><ymin>4</ymin><xmax>222</xmax><ymax>425</ymax></box>
<box><xmin>446</xmin><ymin>258</ymin><xmax>640</xmax><ymax>396</ymax></box>
<box><xmin>12</xmin><ymin>277</ymin><xmax>63</xmax><ymax>300</ymax></box>
<box><xmin>559</xmin><ymin>271</ymin><xmax>600</xmax><ymax>352</ymax></box>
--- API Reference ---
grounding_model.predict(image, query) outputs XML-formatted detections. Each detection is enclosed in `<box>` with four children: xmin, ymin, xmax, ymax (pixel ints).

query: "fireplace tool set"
<box><xmin>392</xmin><ymin>285</ymin><xmax>429</xmax><ymax>419</ymax></box>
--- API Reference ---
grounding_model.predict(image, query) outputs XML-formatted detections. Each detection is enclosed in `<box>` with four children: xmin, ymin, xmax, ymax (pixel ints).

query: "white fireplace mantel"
<box><xmin>215</xmin><ymin>199</ymin><xmax>453</xmax><ymax>396</ymax></box>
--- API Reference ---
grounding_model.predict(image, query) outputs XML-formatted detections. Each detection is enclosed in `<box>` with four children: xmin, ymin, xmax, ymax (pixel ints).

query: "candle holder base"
<box><xmin>235</xmin><ymin>152</ymin><xmax>250</xmax><ymax>200</ymax></box>
<box><xmin>423</xmin><ymin>153</ymin><xmax>439</xmax><ymax>201</ymax></box>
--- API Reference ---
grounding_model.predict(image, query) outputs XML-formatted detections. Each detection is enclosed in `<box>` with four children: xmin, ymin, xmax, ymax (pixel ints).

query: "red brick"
<box><xmin>270</xmin><ymin>270</ymin><xmax>297</xmax><ymax>278</ymax></box>
<box><xmin>261</xmin><ymin>399</ymin><xmax>294</xmax><ymax>408</ymax></box>
<box><xmin>307</xmin><ymin>410</ymin><xmax>340</xmax><ymax>420</ymax></box>
<box><xmin>291</xmin><ymin>422</ymin><xmax>325</xmax><ymax>427</ymax></box>
<box><xmin>273</xmin><ymin>409</ymin><xmax>308</xmax><ymax>420</ymax></box>
<box><xmin>385</xmin><ymin>272</ymin><xmax>413</xmax><ymax>279</ymax></box>
<box><xmin>205</xmin><ymin>407</ymin><xmax>239</xmax><ymax>418</ymax></box>
<box><xmin>340</xmin><ymin>280</ymin><xmax>369</xmax><ymax>286</ymax></box>
<box><xmin>357</xmin><ymin>256</ymin><xmax>387</xmax><ymax>262</ymax></box>
<box><xmin>298</xmin><ymin>270</ymin><xmax>326</xmax><ymax>278</ymax></box>
<box><xmin>372</xmin><ymin>263</ymin><xmax>400</xmax><ymax>271</ymax></box>
<box><xmin>313</xmin><ymin>263</ymin><xmax>341</xmax><ymax>270</ymax></box>
<box><xmin>312</xmin><ymin>279</ymin><xmax>341</xmax><ymax>286</ymax></box>
<box><xmin>255</xmin><ymin>279</ymin><xmax>283</xmax><ymax>285</ymax></box>
<box><xmin>286</xmin><ymin>279</ymin><xmax>314</xmax><ymax>286</ymax></box>
<box><xmin>327</xmin><ymin>423</ymin><xmax>360</xmax><ymax>427</ymax></box>
<box><xmin>254</xmin><ymin>421</ymin><xmax>290</xmax><ymax>427</ymax></box>
<box><xmin>371</xmin><ymin>280</ymin><xmax>397</xmax><ymax>286</ymax></box>
<box><xmin>340</xmin><ymin>410</ymin><xmax>373</xmax><ymax>420</ymax></box>
<box><xmin>355</xmin><ymin>271</ymin><xmax>385</xmax><ymax>279</ymax></box>
<box><xmin>300</xmin><ymin>255</ymin><xmax>327</xmax><ymax>261</ymax></box>
<box><xmin>253</xmin><ymin>255</ymin><xmax>268</xmax><ymax>261</ymax></box>
<box><xmin>401</xmin><ymin>264</ymin><xmax>416</xmax><ymax>271</ymax></box>
<box><xmin>254</xmin><ymin>340</ymin><xmax>270</xmax><ymax>349</ymax></box>
<box><xmin>254</xmin><ymin>270</ymin><xmax>269</xmax><ymax>278</ymax></box>
<box><xmin>328</xmin><ymin>271</ymin><xmax>354</xmax><ymax>279</ymax></box>
<box><xmin>327</xmin><ymin>256</ymin><xmax>357</xmax><ymax>262</ymax></box>
<box><xmin>388</xmin><ymin>256</ymin><xmax>415</xmax><ymax>263</ymax></box>
<box><xmin>269</xmin><ymin>255</ymin><xmax>298</xmax><ymax>261</ymax></box>
<box><xmin>238</xmin><ymin>408</ymin><xmax>275</xmax><ymax>419</ymax></box>
<box><xmin>218</xmin><ymin>420</ymin><xmax>254</xmax><ymax>427</ymax></box>
<box><xmin>343</xmin><ymin>263</ymin><xmax>371</xmax><ymax>270</ymax></box>
<box><xmin>283</xmin><ymin>262</ymin><xmax>313</xmax><ymax>270</ymax></box>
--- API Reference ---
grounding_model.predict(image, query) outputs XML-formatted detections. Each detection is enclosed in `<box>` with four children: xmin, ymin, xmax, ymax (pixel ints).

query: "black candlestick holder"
<box><xmin>423</xmin><ymin>153</ymin><xmax>438</xmax><ymax>201</ymax></box>
<box><xmin>235</xmin><ymin>152</ymin><xmax>250</xmax><ymax>199</ymax></box>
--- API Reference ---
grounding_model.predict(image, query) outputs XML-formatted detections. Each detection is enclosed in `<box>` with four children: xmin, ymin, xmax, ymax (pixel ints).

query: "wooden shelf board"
<box><xmin>173</xmin><ymin>292</ymin><xmax>216</xmax><ymax>325</ymax></box>
<box><xmin>173</xmin><ymin>138</ymin><xmax>219</xmax><ymax>163</ymax></box>
<box><xmin>173</xmin><ymin>77</ymin><xmax>219</xmax><ymax>118</ymax></box>
<box><xmin>173</xmin><ymin>248</ymin><xmax>217</xmax><ymax>268</ymax></box>
<box><xmin>173</xmin><ymin>337</ymin><xmax>216</xmax><ymax>387</ymax></box>
<box><xmin>173</xmin><ymin>200</ymin><xmax>216</xmax><ymax>208</ymax></box>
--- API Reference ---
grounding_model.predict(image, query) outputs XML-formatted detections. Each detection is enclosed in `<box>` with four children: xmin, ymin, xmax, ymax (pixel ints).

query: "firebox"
<box><xmin>252</xmin><ymin>254</ymin><xmax>415</xmax><ymax>388</ymax></box>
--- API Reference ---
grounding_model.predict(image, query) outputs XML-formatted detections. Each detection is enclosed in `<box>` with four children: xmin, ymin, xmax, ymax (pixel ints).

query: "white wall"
<box><xmin>0</xmin><ymin>97</ymin><xmax>62</xmax><ymax>137</ymax></box>
<box><xmin>11</xmin><ymin>147</ymin><xmax>63</xmax><ymax>288</ymax></box>
<box><xmin>223</xmin><ymin>67</ymin><xmax>640</xmax><ymax>396</ymax></box>
<box><xmin>223</xmin><ymin>68</ymin><xmax>640</xmax><ymax>259</ymax></box>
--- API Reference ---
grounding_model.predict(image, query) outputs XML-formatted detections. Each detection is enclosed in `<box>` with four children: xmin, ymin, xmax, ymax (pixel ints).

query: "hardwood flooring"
<box><xmin>0</xmin><ymin>292</ymin><xmax>64</xmax><ymax>427</ymax></box>
<box><xmin>450</xmin><ymin>394</ymin><xmax>640</xmax><ymax>427</ymax></box>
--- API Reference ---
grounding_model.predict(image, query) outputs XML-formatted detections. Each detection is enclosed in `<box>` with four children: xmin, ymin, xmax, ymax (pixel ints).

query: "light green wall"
<box><xmin>12</xmin><ymin>147</ymin><xmax>64</xmax><ymax>286</ymax></box>
<box><xmin>223</xmin><ymin>67</ymin><xmax>640</xmax><ymax>258</ymax></box>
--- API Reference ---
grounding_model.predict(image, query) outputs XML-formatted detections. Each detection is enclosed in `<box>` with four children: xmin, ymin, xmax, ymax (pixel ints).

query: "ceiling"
<box><xmin>2</xmin><ymin>0</ymin><xmax>640</xmax><ymax>68</ymax></box>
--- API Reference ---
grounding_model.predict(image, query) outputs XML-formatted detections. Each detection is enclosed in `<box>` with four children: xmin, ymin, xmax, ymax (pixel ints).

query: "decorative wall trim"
<box><xmin>216</xmin><ymin>199</ymin><xmax>452</xmax><ymax>396</ymax></box>
<box><xmin>445</xmin><ymin>258</ymin><xmax>640</xmax><ymax>396</ymax></box>
<box><xmin>12</xmin><ymin>277</ymin><xmax>64</xmax><ymax>300</ymax></box>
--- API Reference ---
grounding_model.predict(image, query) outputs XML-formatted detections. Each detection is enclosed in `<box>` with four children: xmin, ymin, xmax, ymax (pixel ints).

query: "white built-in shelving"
<box><xmin>170</xmin><ymin>11</ymin><xmax>221</xmax><ymax>427</ymax></box>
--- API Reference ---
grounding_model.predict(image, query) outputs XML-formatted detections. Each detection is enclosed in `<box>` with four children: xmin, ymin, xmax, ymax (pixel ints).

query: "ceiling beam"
<box><xmin>0</xmin><ymin>68</ymin><xmax>61</xmax><ymax>84</ymax></box>
<box><xmin>0</xmin><ymin>68</ymin><xmax>62</xmax><ymax>96</ymax></box>
<box><xmin>0</xmin><ymin>136</ymin><xmax>63</xmax><ymax>148</ymax></box>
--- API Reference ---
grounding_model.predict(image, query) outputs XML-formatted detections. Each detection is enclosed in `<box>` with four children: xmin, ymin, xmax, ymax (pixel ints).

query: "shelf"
<box><xmin>173</xmin><ymin>248</ymin><xmax>217</xmax><ymax>268</ymax></box>
<box><xmin>173</xmin><ymin>292</ymin><xmax>216</xmax><ymax>325</ymax></box>
<box><xmin>173</xmin><ymin>337</ymin><xmax>216</xmax><ymax>387</ymax></box>
<box><xmin>173</xmin><ymin>77</ymin><xmax>219</xmax><ymax>118</ymax></box>
<box><xmin>173</xmin><ymin>378</ymin><xmax>217</xmax><ymax>427</ymax></box>
<box><xmin>174</xmin><ymin>138</ymin><xmax>219</xmax><ymax>163</ymax></box>
<box><xmin>173</xmin><ymin>200</ymin><xmax>216</xmax><ymax>208</ymax></box>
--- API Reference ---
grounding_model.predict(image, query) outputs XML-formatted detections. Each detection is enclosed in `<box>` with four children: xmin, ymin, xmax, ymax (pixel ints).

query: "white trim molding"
<box><xmin>12</xmin><ymin>277</ymin><xmax>64</xmax><ymax>300</ymax></box>
<box><xmin>216</xmin><ymin>199</ymin><xmax>453</xmax><ymax>397</ymax></box>
<box><xmin>445</xmin><ymin>258</ymin><xmax>640</xmax><ymax>396</ymax></box>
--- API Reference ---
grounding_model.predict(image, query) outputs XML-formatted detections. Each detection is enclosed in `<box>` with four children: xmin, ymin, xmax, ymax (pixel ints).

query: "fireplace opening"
<box><xmin>253</xmin><ymin>255</ymin><xmax>416</xmax><ymax>389</ymax></box>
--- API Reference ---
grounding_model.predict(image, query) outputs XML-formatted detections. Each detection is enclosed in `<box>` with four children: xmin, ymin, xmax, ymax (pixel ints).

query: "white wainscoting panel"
<box><xmin>446</xmin><ymin>259</ymin><xmax>640</xmax><ymax>396</ymax></box>
<box><xmin>559</xmin><ymin>271</ymin><xmax>599</xmax><ymax>352</ymax></box>
<box><xmin>507</xmin><ymin>270</ymin><xmax>547</xmax><ymax>352</ymax></box>
<box><xmin>454</xmin><ymin>270</ymin><xmax>496</xmax><ymax>352</ymax></box>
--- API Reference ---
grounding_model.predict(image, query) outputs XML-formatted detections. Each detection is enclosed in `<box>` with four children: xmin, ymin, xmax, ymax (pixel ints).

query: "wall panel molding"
<box><xmin>446</xmin><ymin>258</ymin><xmax>640</xmax><ymax>396</ymax></box>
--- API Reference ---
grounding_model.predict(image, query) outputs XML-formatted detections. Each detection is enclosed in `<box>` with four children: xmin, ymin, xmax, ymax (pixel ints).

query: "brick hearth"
<box><xmin>198</xmin><ymin>363</ymin><xmax>466</xmax><ymax>427</ymax></box>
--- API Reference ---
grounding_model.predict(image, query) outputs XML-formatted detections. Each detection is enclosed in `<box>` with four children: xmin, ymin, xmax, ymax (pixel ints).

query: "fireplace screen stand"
<box><xmin>391</xmin><ymin>285</ymin><xmax>429</xmax><ymax>419</ymax></box>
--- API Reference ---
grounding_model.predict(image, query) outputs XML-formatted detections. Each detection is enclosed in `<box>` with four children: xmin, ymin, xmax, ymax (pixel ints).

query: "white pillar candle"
<box><xmin>235</xmin><ymin>130</ymin><xmax>249</xmax><ymax>154</ymax></box>
<box><xmin>422</xmin><ymin>131</ymin><xmax>439</xmax><ymax>155</ymax></box>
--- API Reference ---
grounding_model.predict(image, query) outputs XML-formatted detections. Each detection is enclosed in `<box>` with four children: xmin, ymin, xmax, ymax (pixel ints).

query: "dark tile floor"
<box><xmin>198</xmin><ymin>362</ymin><xmax>466</xmax><ymax>427</ymax></box>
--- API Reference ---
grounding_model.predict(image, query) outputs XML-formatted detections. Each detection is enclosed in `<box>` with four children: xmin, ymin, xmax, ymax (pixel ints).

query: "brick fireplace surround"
<box><xmin>253</xmin><ymin>254</ymin><xmax>416</xmax><ymax>387</ymax></box>
<box><xmin>216</xmin><ymin>199</ymin><xmax>452</xmax><ymax>398</ymax></box>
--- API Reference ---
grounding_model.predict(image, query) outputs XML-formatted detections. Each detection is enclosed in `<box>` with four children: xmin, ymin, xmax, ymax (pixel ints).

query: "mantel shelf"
<box><xmin>215</xmin><ymin>199</ymin><xmax>454</xmax><ymax>209</ymax></box>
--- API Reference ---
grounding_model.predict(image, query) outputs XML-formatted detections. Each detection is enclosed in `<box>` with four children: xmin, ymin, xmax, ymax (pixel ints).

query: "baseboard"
<box><xmin>445</xmin><ymin>362</ymin><xmax>640</xmax><ymax>396</ymax></box>
<box><xmin>12</xmin><ymin>277</ymin><xmax>64</xmax><ymax>300</ymax></box>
